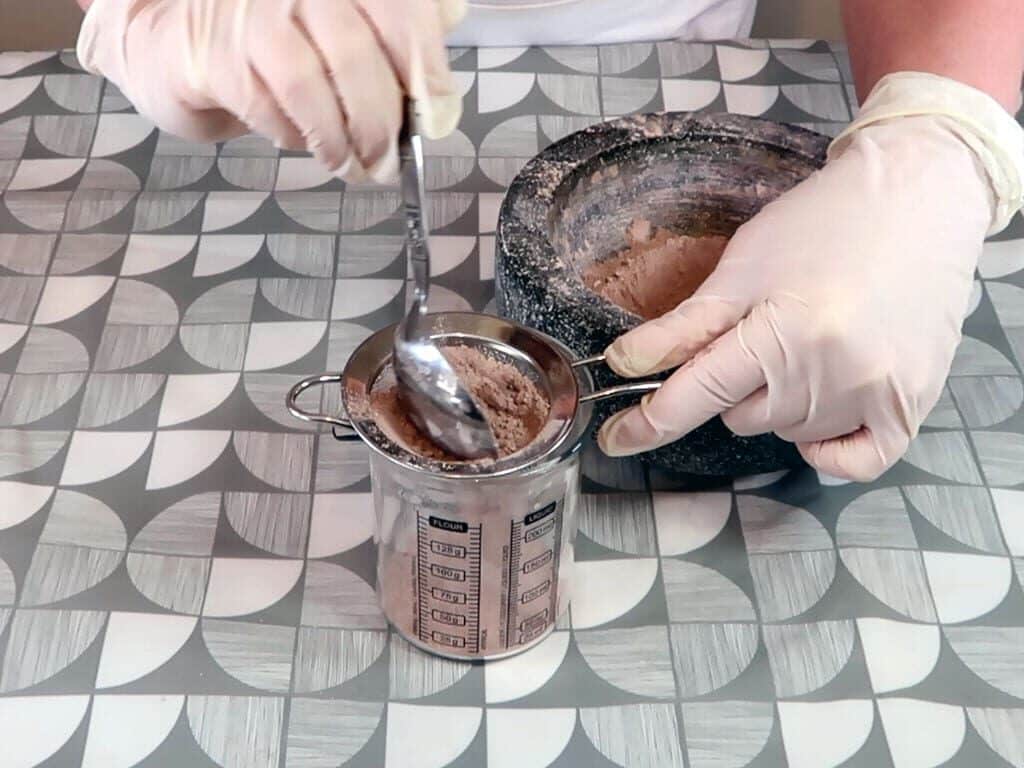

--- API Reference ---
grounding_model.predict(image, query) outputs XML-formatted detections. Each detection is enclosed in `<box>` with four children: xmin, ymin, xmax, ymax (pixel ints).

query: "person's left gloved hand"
<box><xmin>597</xmin><ymin>73</ymin><xmax>1023</xmax><ymax>481</ymax></box>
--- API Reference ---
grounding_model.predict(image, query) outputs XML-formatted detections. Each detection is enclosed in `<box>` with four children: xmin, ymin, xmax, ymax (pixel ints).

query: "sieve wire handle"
<box><xmin>572</xmin><ymin>353</ymin><xmax>664</xmax><ymax>404</ymax></box>
<box><xmin>286</xmin><ymin>374</ymin><xmax>359</xmax><ymax>437</ymax></box>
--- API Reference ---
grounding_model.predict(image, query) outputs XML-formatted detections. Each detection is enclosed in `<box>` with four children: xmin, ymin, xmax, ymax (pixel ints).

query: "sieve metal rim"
<box><xmin>288</xmin><ymin>312</ymin><xmax>595</xmax><ymax>479</ymax></box>
<box><xmin>286</xmin><ymin>312</ymin><xmax>669</xmax><ymax>478</ymax></box>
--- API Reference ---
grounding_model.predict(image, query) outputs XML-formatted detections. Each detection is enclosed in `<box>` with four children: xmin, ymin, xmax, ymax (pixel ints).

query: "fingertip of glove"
<box><xmin>604</xmin><ymin>347</ymin><xmax>639</xmax><ymax>377</ymax></box>
<box><xmin>365</xmin><ymin>143</ymin><xmax>400</xmax><ymax>184</ymax></box>
<box><xmin>604</xmin><ymin>336</ymin><xmax>662</xmax><ymax>378</ymax></box>
<box><xmin>419</xmin><ymin>91</ymin><xmax>463</xmax><ymax>139</ymax></box>
<box><xmin>331</xmin><ymin>155</ymin><xmax>369</xmax><ymax>185</ymax></box>
<box><xmin>438</xmin><ymin>0</ymin><xmax>468</xmax><ymax>32</ymax></box>
<box><xmin>597</xmin><ymin>410</ymin><xmax>636</xmax><ymax>457</ymax></box>
<box><xmin>796</xmin><ymin>439</ymin><xmax>888</xmax><ymax>484</ymax></box>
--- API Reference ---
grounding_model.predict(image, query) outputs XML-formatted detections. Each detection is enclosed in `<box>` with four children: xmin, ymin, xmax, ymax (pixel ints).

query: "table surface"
<box><xmin>1</xmin><ymin>40</ymin><xmax>1024</xmax><ymax>768</ymax></box>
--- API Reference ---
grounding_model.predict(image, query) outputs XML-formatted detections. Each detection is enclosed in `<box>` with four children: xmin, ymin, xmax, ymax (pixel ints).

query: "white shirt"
<box><xmin>448</xmin><ymin>0</ymin><xmax>758</xmax><ymax>46</ymax></box>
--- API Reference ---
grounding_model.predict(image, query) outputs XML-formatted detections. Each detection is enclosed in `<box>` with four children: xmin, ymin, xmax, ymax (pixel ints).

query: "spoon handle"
<box><xmin>398</xmin><ymin>97</ymin><xmax>431</xmax><ymax>327</ymax></box>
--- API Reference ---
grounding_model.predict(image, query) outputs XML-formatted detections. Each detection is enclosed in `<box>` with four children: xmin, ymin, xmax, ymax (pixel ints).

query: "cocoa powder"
<box><xmin>583</xmin><ymin>219</ymin><xmax>728</xmax><ymax>320</ymax></box>
<box><xmin>370</xmin><ymin>345</ymin><xmax>550</xmax><ymax>461</ymax></box>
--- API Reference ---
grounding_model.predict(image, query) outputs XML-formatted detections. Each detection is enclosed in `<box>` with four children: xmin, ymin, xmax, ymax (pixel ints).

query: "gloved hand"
<box><xmin>76</xmin><ymin>0</ymin><xmax>465</xmax><ymax>182</ymax></box>
<box><xmin>598</xmin><ymin>73</ymin><xmax>1024</xmax><ymax>481</ymax></box>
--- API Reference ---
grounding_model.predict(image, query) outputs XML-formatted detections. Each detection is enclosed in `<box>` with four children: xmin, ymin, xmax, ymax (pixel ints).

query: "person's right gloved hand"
<box><xmin>77</xmin><ymin>0</ymin><xmax>466</xmax><ymax>182</ymax></box>
<box><xmin>596</xmin><ymin>75</ymin><xmax>1024</xmax><ymax>482</ymax></box>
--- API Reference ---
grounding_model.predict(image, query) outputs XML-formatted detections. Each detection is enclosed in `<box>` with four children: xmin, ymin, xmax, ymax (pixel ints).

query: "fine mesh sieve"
<box><xmin>287</xmin><ymin>312</ymin><xmax>664</xmax><ymax>478</ymax></box>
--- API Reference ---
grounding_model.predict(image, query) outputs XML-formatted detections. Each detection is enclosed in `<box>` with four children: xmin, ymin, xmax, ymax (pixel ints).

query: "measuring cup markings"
<box><xmin>521</xmin><ymin>580</ymin><xmax>551</xmax><ymax>603</ymax></box>
<box><xmin>411</xmin><ymin>497</ymin><xmax>565</xmax><ymax>655</ymax></box>
<box><xmin>416</xmin><ymin>512</ymin><xmax>483</xmax><ymax>653</ymax></box>
<box><xmin>505</xmin><ymin>500</ymin><xmax>562</xmax><ymax>647</ymax></box>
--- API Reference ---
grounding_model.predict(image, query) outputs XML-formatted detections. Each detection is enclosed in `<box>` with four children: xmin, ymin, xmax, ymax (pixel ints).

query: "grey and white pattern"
<box><xmin>0</xmin><ymin>42</ymin><xmax>1023</xmax><ymax>767</ymax></box>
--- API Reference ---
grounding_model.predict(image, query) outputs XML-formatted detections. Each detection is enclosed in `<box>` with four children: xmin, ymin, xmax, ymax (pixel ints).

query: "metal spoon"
<box><xmin>392</xmin><ymin>99</ymin><xmax>498</xmax><ymax>459</ymax></box>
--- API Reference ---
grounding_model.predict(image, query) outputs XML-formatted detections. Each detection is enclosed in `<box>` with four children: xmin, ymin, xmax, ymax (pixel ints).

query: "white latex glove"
<box><xmin>598</xmin><ymin>73</ymin><xmax>1024</xmax><ymax>481</ymax></box>
<box><xmin>76</xmin><ymin>0</ymin><xmax>466</xmax><ymax>182</ymax></box>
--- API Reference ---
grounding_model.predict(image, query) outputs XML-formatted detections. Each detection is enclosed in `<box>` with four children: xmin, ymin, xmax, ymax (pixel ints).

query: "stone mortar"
<box><xmin>495</xmin><ymin>112</ymin><xmax>830</xmax><ymax>477</ymax></box>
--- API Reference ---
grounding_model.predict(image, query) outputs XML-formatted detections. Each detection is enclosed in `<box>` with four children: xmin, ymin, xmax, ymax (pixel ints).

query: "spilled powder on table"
<box><xmin>583</xmin><ymin>218</ymin><xmax>729</xmax><ymax>320</ymax></box>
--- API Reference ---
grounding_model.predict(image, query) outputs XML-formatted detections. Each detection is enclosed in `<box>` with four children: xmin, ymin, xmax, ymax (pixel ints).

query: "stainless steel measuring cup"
<box><xmin>286</xmin><ymin>312</ymin><xmax>662</xmax><ymax>659</ymax></box>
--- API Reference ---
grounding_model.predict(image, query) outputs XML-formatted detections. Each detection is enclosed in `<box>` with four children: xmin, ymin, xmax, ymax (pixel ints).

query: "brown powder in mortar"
<box><xmin>583</xmin><ymin>219</ymin><xmax>729</xmax><ymax>320</ymax></box>
<box><xmin>370</xmin><ymin>345</ymin><xmax>550</xmax><ymax>462</ymax></box>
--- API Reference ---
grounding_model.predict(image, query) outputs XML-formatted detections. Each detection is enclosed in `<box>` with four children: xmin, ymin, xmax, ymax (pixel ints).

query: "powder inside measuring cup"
<box><xmin>583</xmin><ymin>218</ymin><xmax>729</xmax><ymax>320</ymax></box>
<box><xmin>370</xmin><ymin>345</ymin><xmax>551</xmax><ymax>462</ymax></box>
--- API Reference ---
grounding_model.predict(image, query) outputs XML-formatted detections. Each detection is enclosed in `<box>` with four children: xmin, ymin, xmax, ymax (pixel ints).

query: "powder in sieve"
<box><xmin>370</xmin><ymin>344</ymin><xmax>551</xmax><ymax>462</ymax></box>
<box><xmin>583</xmin><ymin>218</ymin><xmax>729</xmax><ymax>320</ymax></box>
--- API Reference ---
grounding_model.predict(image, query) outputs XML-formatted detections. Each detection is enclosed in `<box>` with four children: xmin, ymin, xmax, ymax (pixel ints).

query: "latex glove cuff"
<box><xmin>829</xmin><ymin>72</ymin><xmax>1024</xmax><ymax>234</ymax></box>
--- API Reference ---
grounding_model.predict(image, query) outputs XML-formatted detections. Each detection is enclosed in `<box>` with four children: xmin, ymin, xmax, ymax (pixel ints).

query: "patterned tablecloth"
<box><xmin>1</xmin><ymin>40</ymin><xmax>1024</xmax><ymax>768</ymax></box>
